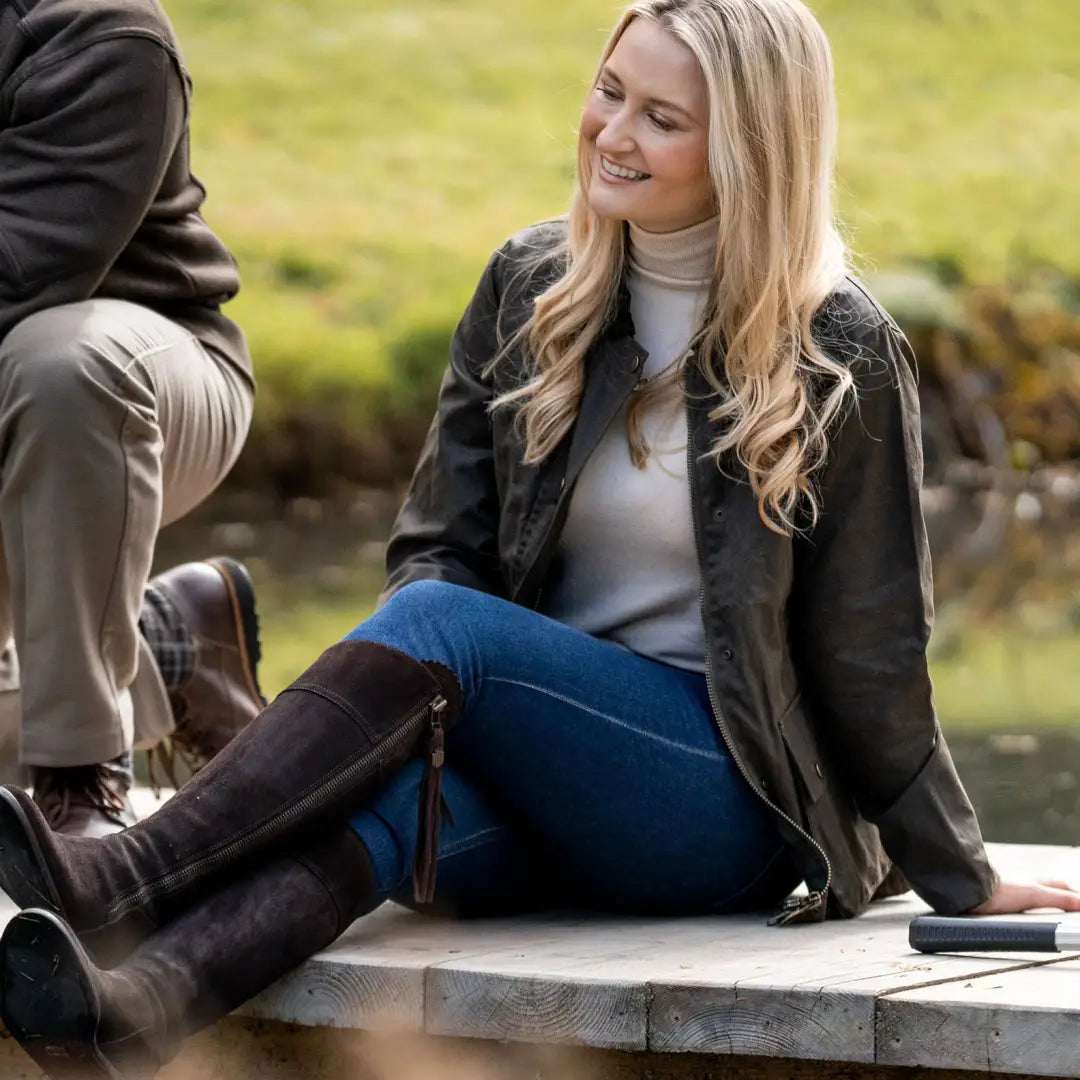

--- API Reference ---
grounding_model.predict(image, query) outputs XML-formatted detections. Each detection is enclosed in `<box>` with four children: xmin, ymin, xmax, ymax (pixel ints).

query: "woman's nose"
<box><xmin>595</xmin><ymin>111</ymin><xmax>635</xmax><ymax>155</ymax></box>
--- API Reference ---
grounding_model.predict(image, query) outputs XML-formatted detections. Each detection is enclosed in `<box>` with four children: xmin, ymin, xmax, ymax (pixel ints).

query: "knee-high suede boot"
<box><xmin>0</xmin><ymin>825</ymin><xmax>377</xmax><ymax>1080</ymax></box>
<box><xmin>0</xmin><ymin>639</ymin><xmax>461</xmax><ymax>959</ymax></box>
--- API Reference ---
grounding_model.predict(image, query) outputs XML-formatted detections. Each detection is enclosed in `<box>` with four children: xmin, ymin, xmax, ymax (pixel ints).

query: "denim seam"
<box><xmin>438</xmin><ymin>825</ymin><xmax>509</xmax><ymax>860</ymax></box>
<box><xmin>483</xmin><ymin>675</ymin><xmax>726</xmax><ymax>763</ymax></box>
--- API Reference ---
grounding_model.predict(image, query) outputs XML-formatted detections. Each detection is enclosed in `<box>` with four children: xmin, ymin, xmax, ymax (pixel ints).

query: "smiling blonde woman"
<box><xmin>501</xmin><ymin>2</ymin><xmax>851</xmax><ymax>534</ymax></box>
<box><xmin>1</xmin><ymin>2</ymin><xmax>1076</xmax><ymax>1078</ymax></box>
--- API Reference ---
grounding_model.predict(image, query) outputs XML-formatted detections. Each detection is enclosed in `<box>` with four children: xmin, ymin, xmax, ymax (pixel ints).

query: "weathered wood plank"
<box><xmin>877</xmin><ymin>957</ymin><xmax>1080</xmax><ymax>1076</ymax></box>
<box><xmin>651</xmin><ymin>982</ymin><xmax>872</xmax><ymax>1062</ymax></box>
<box><xmin>427</xmin><ymin>966</ymin><xmax>651</xmax><ymax>1050</ymax></box>
<box><xmin>242</xmin><ymin>953</ymin><xmax>425</xmax><ymax>1032</ymax></box>
<box><xmin>418</xmin><ymin>899</ymin><xmax>1046</xmax><ymax>1059</ymax></box>
<box><xmin>243</xmin><ymin>904</ymin><xmax>572</xmax><ymax>1031</ymax></box>
<box><xmin>423</xmin><ymin>913</ymin><xmax>753</xmax><ymax>1049</ymax></box>
<box><xmin>239</xmin><ymin>838</ymin><xmax>1080</xmax><ymax>1059</ymax></box>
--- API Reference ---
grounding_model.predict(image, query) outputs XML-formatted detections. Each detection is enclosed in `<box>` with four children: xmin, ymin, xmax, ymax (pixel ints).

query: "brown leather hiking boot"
<box><xmin>30</xmin><ymin>760</ymin><xmax>136</xmax><ymax>839</ymax></box>
<box><xmin>145</xmin><ymin>557</ymin><xmax>264</xmax><ymax>789</ymax></box>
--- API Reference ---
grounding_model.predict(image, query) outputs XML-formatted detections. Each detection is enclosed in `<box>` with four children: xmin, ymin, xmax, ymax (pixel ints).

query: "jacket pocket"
<box><xmin>778</xmin><ymin>694</ymin><xmax>826</xmax><ymax>806</ymax></box>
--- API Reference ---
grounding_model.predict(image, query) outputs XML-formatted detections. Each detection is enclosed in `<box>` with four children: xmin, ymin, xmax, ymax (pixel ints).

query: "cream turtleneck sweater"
<box><xmin>540</xmin><ymin>215</ymin><xmax>717</xmax><ymax>673</ymax></box>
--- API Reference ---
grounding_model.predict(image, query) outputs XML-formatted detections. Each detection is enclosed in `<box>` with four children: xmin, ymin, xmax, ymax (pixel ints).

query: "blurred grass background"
<box><xmin>167</xmin><ymin>0</ymin><xmax>1080</xmax><ymax>491</ymax></box>
<box><xmin>155</xmin><ymin>0</ymin><xmax>1080</xmax><ymax>727</ymax></box>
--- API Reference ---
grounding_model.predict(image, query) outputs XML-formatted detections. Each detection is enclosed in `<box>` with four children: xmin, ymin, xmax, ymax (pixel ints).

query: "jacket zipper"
<box><xmin>104</xmin><ymin>694</ymin><xmax>448</xmax><ymax>923</ymax></box>
<box><xmin>684</xmin><ymin>410</ymin><xmax>832</xmax><ymax>925</ymax></box>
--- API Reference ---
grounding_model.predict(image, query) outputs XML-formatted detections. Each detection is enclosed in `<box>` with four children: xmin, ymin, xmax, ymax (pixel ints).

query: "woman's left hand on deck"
<box><xmin>969</xmin><ymin>879</ymin><xmax>1080</xmax><ymax>914</ymax></box>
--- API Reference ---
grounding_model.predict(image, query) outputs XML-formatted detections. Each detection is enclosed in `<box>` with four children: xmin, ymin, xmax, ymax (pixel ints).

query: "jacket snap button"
<box><xmin>713</xmin><ymin>508</ymin><xmax>725</xmax><ymax>522</ymax></box>
<box><xmin>631</xmin><ymin>355</ymin><xmax>643</xmax><ymax>372</ymax></box>
<box><xmin>815</xmin><ymin>763</ymin><xmax>823</xmax><ymax>779</ymax></box>
<box><xmin>721</xmin><ymin>648</ymin><xmax>734</xmax><ymax>661</ymax></box>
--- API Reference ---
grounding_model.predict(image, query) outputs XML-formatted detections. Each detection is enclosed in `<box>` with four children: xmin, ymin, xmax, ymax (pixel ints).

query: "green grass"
<box><xmin>165</xmin><ymin>0</ymin><xmax>1080</xmax><ymax>419</ymax></box>
<box><xmin>930</xmin><ymin>621</ymin><xmax>1080</xmax><ymax>730</ymax></box>
<box><xmin>254</xmin><ymin>570</ymin><xmax>383</xmax><ymax>696</ymax></box>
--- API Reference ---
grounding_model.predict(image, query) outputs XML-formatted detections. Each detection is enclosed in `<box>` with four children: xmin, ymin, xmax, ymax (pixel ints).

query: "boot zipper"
<box><xmin>105</xmin><ymin>694</ymin><xmax>449</xmax><ymax>922</ymax></box>
<box><xmin>413</xmin><ymin>697</ymin><xmax>450</xmax><ymax>904</ymax></box>
<box><xmin>685</xmin><ymin>411</ymin><xmax>832</xmax><ymax>925</ymax></box>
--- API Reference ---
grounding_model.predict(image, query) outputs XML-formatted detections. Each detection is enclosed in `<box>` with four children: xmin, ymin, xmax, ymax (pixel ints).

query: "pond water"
<box><xmin>154</xmin><ymin>491</ymin><xmax>1080</xmax><ymax>848</ymax></box>
<box><xmin>945</xmin><ymin>731</ymin><xmax>1080</xmax><ymax>846</ymax></box>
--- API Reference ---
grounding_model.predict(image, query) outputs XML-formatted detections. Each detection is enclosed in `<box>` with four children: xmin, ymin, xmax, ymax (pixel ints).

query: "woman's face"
<box><xmin>580</xmin><ymin>18</ymin><xmax>713</xmax><ymax>233</ymax></box>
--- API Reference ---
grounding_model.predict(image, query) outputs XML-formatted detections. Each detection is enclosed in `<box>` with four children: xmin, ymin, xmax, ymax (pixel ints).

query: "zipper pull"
<box><xmin>428</xmin><ymin>695</ymin><xmax>447</xmax><ymax>769</ymax></box>
<box><xmin>768</xmin><ymin>889</ymin><xmax>827</xmax><ymax>926</ymax></box>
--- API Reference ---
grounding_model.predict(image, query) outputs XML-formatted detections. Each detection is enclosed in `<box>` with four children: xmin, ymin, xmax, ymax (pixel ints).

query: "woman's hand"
<box><xmin>969</xmin><ymin>879</ymin><xmax>1080</xmax><ymax>915</ymax></box>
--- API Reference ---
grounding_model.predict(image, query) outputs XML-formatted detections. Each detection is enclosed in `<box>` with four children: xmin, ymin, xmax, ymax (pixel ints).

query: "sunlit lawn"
<box><xmin>253</xmin><ymin>570</ymin><xmax>383</xmax><ymax>697</ymax></box>
<box><xmin>168</xmin><ymin>0</ymin><xmax>1080</xmax><ymax>415</ymax></box>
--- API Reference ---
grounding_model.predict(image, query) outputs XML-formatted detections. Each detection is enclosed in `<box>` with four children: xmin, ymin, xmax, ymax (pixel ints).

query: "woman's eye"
<box><xmin>649</xmin><ymin>113</ymin><xmax>675</xmax><ymax>132</ymax></box>
<box><xmin>597</xmin><ymin>85</ymin><xmax>620</xmax><ymax>101</ymax></box>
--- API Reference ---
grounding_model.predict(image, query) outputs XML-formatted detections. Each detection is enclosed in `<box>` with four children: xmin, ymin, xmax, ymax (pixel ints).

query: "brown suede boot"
<box><xmin>143</xmin><ymin>557</ymin><xmax>265</xmax><ymax>788</ymax></box>
<box><xmin>0</xmin><ymin>825</ymin><xmax>376</xmax><ymax>1080</ymax></box>
<box><xmin>0</xmin><ymin>639</ymin><xmax>462</xmax><ymax>962</ymax></box>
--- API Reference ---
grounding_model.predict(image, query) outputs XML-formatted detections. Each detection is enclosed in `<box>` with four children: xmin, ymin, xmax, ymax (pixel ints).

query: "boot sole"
<box><xmin>0</xmin><ymin>909</ymin><xmax>122</xmax><ymax>1080</ymax></box>
<box><xmin>205</xmin><ymin>556</ymin><xmax>265</xmax><ymax>707</ymax></box>
<box><xmin>0</xmin><ymin>787</ymin><xmax>64</xmax><ymax>915</ymax></box>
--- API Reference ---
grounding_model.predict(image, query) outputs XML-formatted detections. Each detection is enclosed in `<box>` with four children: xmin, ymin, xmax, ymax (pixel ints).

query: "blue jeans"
<box><xmin>346</xmin><ymin>580</ymin><xmax>798</xmax><ymax>916</ymax></box>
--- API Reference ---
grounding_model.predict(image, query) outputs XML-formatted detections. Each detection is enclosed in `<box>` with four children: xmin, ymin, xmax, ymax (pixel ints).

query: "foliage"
<box><xmin>873</xmin><ymin>267</ymin><xmax>1080</xmax><ymax>466</ymax></box>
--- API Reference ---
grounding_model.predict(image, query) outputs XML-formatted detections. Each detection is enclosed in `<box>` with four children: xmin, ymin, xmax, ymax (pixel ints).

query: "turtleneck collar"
<box><xmin>627</xmin><ymin>214</ymin><xmax>719</xmax><ymax>291</ymax></box>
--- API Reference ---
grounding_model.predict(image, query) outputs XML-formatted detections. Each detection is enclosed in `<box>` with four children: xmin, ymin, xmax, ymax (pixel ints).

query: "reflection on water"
<box><xmin>154</xmin><ymin>490</ymin><xmax>402</xmax><ymax>594</ymax></box>
<box><xmin>948</xmin><ymin>731</ymin><xmax>1080</xmax><ymax>846</ymax></box>
<box><xmin>157</xmin><ymin>492</ymin><xmax>1080</xmax><ymax>847</ymax></box>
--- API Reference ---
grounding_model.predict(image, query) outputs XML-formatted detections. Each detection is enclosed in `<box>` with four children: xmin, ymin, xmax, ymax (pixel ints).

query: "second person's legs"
<box><xmin>0</xmin><ymin>299</ymin><xmax>253</xmax><ymax>833</ymax></box>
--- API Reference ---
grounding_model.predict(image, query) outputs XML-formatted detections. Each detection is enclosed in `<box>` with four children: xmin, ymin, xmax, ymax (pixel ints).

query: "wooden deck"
<box><xmin>2</xmin><ymin>825</ymin><xmax>1079</xmax><ymax>1078</ymax></box>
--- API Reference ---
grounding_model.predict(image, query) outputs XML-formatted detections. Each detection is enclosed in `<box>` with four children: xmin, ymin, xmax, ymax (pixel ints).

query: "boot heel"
<box><xmin>0</xmin><ymin>910</ymin><xmax>121</xmax><ymax>1079</ymax></box>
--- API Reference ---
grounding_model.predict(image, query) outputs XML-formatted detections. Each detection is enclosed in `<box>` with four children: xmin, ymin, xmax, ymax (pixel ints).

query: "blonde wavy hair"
<box><xmin>491</xmin><ymin>0</ymin><xmax>856</xmax><ymax>534</ymax></box>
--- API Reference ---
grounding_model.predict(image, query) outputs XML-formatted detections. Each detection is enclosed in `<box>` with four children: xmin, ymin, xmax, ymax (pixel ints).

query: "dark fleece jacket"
<box><xmin>0</xmin><ymin>0</ymin><xmax>249</xmax><ymax>376</ymax></box>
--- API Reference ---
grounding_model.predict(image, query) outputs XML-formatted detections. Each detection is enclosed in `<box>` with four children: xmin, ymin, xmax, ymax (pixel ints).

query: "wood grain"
<box><xmin>878</xmin><ymin>957</ymin><xmax>1080</xmax><ymax>1076</ymax></box>
<box><xmin>427</xmin><ymin>966</ymin><xmax>649</xmax><ymax>1049</ymax></box>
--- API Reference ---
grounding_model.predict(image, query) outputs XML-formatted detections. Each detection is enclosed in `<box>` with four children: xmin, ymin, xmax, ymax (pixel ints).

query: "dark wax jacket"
<box><xmin>383</xmin><ymin>219</ymin><xmax>998</xmax><ymax>921</ymax></box>
<box><xmin>0</xmin><ymin>0</ymin><xmax>249</xmax><ymax>376</ymax></box>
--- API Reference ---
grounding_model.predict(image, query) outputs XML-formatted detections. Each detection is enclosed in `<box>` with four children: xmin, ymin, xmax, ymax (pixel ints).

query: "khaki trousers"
<box><xmin>0</xmin><ymin>299</ymin><xmax>253</xmax><ymax>779</ymax></box>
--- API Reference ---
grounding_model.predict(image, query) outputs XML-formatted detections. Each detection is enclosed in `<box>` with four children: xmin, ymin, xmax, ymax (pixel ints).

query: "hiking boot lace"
<box><xmin>32</xmin><ymin>762</ymin><xmax>132</xmax><ymax>831</ymax></box>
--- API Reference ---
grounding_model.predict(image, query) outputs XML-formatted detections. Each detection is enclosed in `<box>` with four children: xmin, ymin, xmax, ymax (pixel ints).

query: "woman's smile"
<box><xmin>598</xmin><ymin>155</ymin><xmax>651</xmax><ymax>182</ymax></box>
